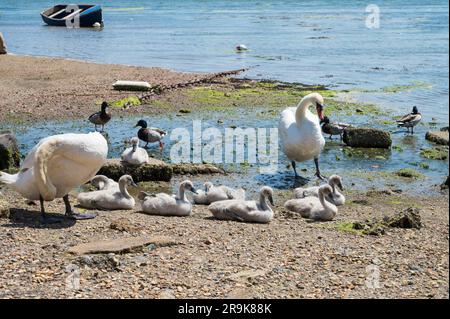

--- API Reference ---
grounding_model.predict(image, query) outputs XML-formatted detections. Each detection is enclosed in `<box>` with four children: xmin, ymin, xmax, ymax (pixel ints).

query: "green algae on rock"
<box><xmin>395</xmin><ymin>168</ymin><xmax>425</xmax><ymax>179</ymax></box>
<box><xmin>109</xmin><ymin>96</ymin><xmax>141</xmax><ymax>108</ymax></box>
<box><xmin>182</xmin><ymin>79</ymin><xmax>382</xmax><ymax>118</ymax></box>
<box><xmin>0</xmin><ymin>131</ymin><xmax>20</xmax><ymax>170</ymax></box>
<box><xmin>420</xmin><ymin>147</ymin><xmax>448</xmax><ymax>160</ymax></box>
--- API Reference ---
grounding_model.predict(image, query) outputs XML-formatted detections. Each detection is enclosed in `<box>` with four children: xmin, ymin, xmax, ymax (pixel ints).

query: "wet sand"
<box><xmin>0</xmin><ymin>54</ymin><xmax>211</xmax><ymax>122</ymax></box>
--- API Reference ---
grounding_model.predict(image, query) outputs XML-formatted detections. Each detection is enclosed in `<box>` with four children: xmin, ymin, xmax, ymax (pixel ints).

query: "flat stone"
<box><xmin>98</xmin><ymin>158</ymin><xmax>172</xmax><ymax>182</ymax></box>
<box><xmin>67</xmin><ymin>235</ymin><xmax>179</xmax><ymax>255</ymax></box>
<box><xmin>425</xmin><ymin>130</ymin><xmax>449</xmax><ymax>146</ymax></box>
<box><xmin>343</xmin><ymin>127</ymin><xmax>391</xmax><ymax>149</ymax></box>
<box><xmin>109</xmin><ymin>218</ymin><xmax>143</xmax><ymax>233</ymax></box>
<box><xmin>0</xmin><ymin>198</ymin><xmax>10</xmax><ymax>219</ymax></box>
<box><xmin>0</xmin><ymin>131</ymin><xmax>20</xmax><ymax>170</ymax></box>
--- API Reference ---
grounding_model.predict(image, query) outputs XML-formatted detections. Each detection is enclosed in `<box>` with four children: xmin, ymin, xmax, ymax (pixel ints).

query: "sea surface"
<box><xmin>0</xmin><ymin>0</ymin><xmax>448</xmax><ymax>194</ymax></box>
<box><xmin>0</xmin><ymin>0</ymin><xmax>448</xmax><ymax>121</ymax></box>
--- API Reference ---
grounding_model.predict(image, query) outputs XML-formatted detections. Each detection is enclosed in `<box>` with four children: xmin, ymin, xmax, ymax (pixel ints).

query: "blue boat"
<box><xmin>40</xmin><ymin>4</ymin><xmax>103</xmax><ymax>27</ymax></box>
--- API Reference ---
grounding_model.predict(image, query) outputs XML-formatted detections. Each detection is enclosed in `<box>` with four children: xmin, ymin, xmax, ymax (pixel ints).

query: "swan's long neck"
<box><xmin>329</xmin><ymin>180</ymin><xmax>341</xmax><ymax>197</ymax></box>
<box><xmin>178</xmin><ymin>185</ymin><xmax>187</xmax><ymax>201</ymax></box>
<box><xmin>319</xmin><ymin>190</ymin><xmax>333</xmax><ymax>212</ymax></box>
<box><xmin>259</xmin><ymin>193</ymin><xmax>272</xmax><ymax>212</ymax></box>
<box><xmin>295</xmin><ymin>96</ymin><xmax>313</xmax><ymax>123</ymax></box>
<box><xmin>119</xmin><ymin>181</ymin><xmax>132</xmax><ymax>199</ymax></box>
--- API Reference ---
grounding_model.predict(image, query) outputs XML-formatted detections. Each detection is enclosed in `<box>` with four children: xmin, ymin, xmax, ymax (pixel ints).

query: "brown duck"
<box><xmin>320</xmin><ymin>116</ymin><xmax>351</xmax><ymax>140</ymax></box>
<box><xmin>89</xmin><ymin>101</ymin><xmax>111</xmax><ymax>132</ymax></box>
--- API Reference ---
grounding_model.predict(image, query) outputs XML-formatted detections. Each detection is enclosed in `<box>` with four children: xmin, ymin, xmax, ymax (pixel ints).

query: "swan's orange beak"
<box><xmin>316</xmin><ymin>103</ymin><xmax>325</xmax><ymax>121</ymax></box>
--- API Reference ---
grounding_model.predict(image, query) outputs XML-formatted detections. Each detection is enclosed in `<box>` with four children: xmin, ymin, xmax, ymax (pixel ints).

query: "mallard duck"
<box><xmin>285</xmin><ymin>184</ymin><xmax>337</xmax><ymax>221</ymax></box>
<box><xmin>396</xmin><ymin>106</ymin><xmax>422</xmax><ymax>134</ymax></box>
<box><xmin>77</xmin><ymin>175</ymin><xmax>137</xmax><ymax>210</ymax></box>
<box><xmin>294</xmin><ymin>174</ymin><xmax>345</xmax><ymax>206</ymax></box>
<box><xmin>320</xmin><ymin>116</ymin><xmax>350</xmax><ymax>140</ymax></box>
<box><xmin>89</xmin><ymin>101</ymin><xmax>111</xmax><ymax>132</ymax></box>
<box><xmin>121</xmin><ymin>137</ymin><xmax>149</xmax><ymax>165</ymax></box>
<box><xmin>279</xmin><ymin>93</ymin><xmax>326</xmax><ymax>179</ymax></box>
<box><xmin>193</xmin><ymin>182</ymin><xmax>246</xmax><ymax>205</ymax></box>
<box><xmin>0</xmin><ymin>132</ymin><xmax>108</xmax><ymax>222</ymax></box>
<box><xmin>135</xmin><ymin>119</ymin><xmax>167</xmax><ymax>150</ymax></box>
<box><xmin>208</xmin><ymin>186</ymin><xmax>274</xmax><ymax>223</ymax></box>
<box><xmin>138</xmin><ymin>180</ymin><xmax>197</xmax><ymax>216</ymax></box>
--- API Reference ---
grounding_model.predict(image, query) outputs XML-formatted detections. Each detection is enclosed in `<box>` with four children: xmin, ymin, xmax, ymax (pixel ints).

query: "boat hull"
<box><xmin>40</xmin><ymin>4</ymin><xmax>102</xmax><ymax>28</ymax></box>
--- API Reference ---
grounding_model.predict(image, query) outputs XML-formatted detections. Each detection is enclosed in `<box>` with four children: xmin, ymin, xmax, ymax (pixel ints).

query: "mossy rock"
<box><xmin>420</xmin><ymin>147</ymin><xmax>448</xmax><ymax>160</ymax></box>
<box><xmin>98</xmin><ymin>158</ymin><xmax>172</xmax><ymax>182</ymax></box>
<box><xmin>343</xmin><ymin>127</ymin><xmax>392</xmax><ymax>149</ymax></box>
<box><xmin>395</xmin><ymin>168</ymin><xmax>425</xmax><ymax>179</ymax></box>
<box><xmin>0</xmin><ymin>198</ymin><xmax>10</xmax><ymax>219</ymax></box>
<box><xmin>171</xmin><ymin>163</ymin><xmax>225</xmax><ymax>175</ymax></box>
<box><xmin>425</xmin><ymin>130</ymin><xmax>449</xmax><ymax>146</ymax></box>
<box><xmin>382</xmin><ymin>207</ymin><xmax>422</xmax><ymax>229</ymax></box>
<box><xmin>441</xmin><ymin>176</ymin><xmax>449</xmax><ymax>190</ymax></box>
<box><xmin>0</xmin><ymin>131</ymin><xmax>20</xmax><ymax>170</ymax></box>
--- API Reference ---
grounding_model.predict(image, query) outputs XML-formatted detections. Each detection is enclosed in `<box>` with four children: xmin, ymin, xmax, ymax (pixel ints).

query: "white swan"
<box><xmin>279</xmin><ymin>93</ymin><xmax>326</xmax><ymax>179</ymax></box>
<box><xmin>294</xmin><ymin>174</ymin><xmax>345</xmax><ymax>206</ymax></box>
<box><xmin>208</xmin><ymin>186</ymin><xmax>274</xmax><ymax>223</ymax></box>
<box><xmin>284</xmin><ymin>184</ymin><xmax>337</xmax><ymax>221</ymax></box>
<box><xmin>193</xmin><ymin>182</ymin><xmax>246</xmax><ymax>205</ymax></box>
<box><xmin>77</xmin><ymin>175</ymin><xmax>137</xmax><ymax>210</ymax></box>
<box><xmin>138</xmin><ymin>180</ymin><xmax>197</xmax><ymax>216</ymax></box>
<box><xmin>0</xmin><ymin>132</ymin><xmax>108</xmax><ymax>222</ymax></box>
<box><xmin>90</xmin><ymin>175</ymin><xmax>118</xmax><ymax>191</ymax></box>
<box><xmin>121</xmin><ymin>137</ymin><xmax>149</xmax><ymax>165</ymax></box>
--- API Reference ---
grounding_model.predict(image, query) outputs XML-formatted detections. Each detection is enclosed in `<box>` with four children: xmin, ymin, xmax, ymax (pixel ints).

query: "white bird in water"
<box><xmin>235</xmin><ymin>44</ymin><xmax>248</xmax><ymax>52</ymax></box>
<box><xmin>279</xmin><ymin>93</ymin><xmax>326</xmax><ymax>180</ymax></box>
<box><xmin>121</xmin><ymin>137</ymin><xmax>149</xmax><ymax>165</ymax></box>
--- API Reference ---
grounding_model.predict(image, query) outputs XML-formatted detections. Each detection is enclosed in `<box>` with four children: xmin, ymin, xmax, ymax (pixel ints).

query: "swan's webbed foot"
<box><xmin>65</xmin><ymin>210</ymin><xmax>97</xmax><ymax>220</ymax></box>
<box><xmin>63</xmin><ymin>195</ymin><xmax>96</xmax><ymax>220</ymax></box>
<box><xmin>315</xmin><ymin>172</ymin><xmax>328</xmax><ymax>181</ymax></box>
